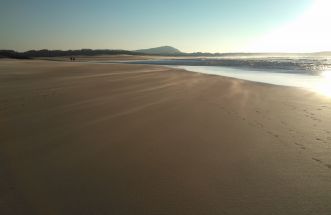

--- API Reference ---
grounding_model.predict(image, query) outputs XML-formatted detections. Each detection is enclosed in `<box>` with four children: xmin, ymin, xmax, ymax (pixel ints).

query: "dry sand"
<box><xmin>1</xmin><ymin>59</ymin><xmax>331</xmax><ymax>215</ymax></box>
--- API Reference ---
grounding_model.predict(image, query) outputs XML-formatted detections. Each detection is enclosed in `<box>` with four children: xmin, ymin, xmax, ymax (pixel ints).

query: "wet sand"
<box><xmin>1</xmin><ymin>60</ymin><xmax>331</xmax><ymax>215</ymax></box>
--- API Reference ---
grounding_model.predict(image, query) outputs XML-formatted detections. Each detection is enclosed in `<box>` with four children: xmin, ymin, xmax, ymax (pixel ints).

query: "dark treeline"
<box><xmin>0</xmin><ymin>49</ymin><xmax>143</xmax><ymax>59</ymax></box>
<box><xmin>1</xmin><ymin>49</ymin><xmax>331</xmax><ymax>60</ymax></box>
<box><xmin>0</xmin><ymin>50</ymin><xmax>32</xmax><ymax>59</ymax></box>
<box><xmin>0</xmin><ymin>49</ymin><xmax>224</xmax><ymax>59</ymax></box>
<box><xmin>24</xmin><ymin>49</ymin><xmax>144</xmax><ymax>57</ymax></box>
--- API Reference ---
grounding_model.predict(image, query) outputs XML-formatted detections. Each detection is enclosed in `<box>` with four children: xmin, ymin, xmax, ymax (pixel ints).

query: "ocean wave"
<box><xmin>129</xmin><ymin>57</ymin><xmax>331</xmax><ymax>75</ymax></box>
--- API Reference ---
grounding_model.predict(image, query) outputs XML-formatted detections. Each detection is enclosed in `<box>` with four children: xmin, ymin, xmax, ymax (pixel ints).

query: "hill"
<box><xmin>135</xmin><ymin>46</ymin><xmax>182</xmax><ymax>55</ymax></box>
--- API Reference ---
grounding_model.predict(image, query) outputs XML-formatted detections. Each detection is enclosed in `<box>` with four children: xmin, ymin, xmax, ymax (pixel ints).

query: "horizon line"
<box><xmin>2</xmin><ymin>48</ymin><xmax>331</xmax><ymax>55</ymax></box>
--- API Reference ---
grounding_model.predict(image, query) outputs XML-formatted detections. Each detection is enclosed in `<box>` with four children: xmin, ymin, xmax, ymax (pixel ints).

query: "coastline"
<box><xmin>1</xmin><ymin>60</ymin><xmax>331</xmax><ymax>215</ymax></box>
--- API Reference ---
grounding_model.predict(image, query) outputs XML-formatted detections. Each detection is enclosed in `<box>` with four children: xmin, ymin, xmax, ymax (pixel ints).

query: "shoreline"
<box><xmin>28</xmin><ymin>58</ymin><xmax>331</xmax><ymax>96</ymax></box>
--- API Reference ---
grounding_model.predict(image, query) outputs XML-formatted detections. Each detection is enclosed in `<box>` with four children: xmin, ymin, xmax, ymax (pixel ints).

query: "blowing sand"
<box><xmin>1</xmin><ymin>60</ymin><xmax>331</xmax><ymax>215</ymax></box>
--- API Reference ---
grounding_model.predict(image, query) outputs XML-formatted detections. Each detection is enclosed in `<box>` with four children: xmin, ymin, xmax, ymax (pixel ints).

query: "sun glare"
<box><xmin>321</xmin><ymin>70</ymin><xmax>331</xmax><ymax>80</ymax></box>
<box><xmin>247</xmin><ymin>0</ymin><xmax>331</xmax><ymax>52</ymax></box>
<box><xmin>314</xmin><ymin>70</ymin><xmax>331</xmax><ymax>97</ymax></box>
<box><xmin>315</xmin><ymin>85</ymin><xmax>331</xmax><ymax>97</ymax></box>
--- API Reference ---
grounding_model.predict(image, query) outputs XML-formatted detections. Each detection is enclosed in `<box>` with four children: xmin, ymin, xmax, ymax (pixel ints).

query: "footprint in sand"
<box><xmin>266</xmin><ymin>130</ymin><xmax>279</xmax><ymax>139</ymax></box>
<box><xmin>312</xmin><ymin>158</ymin><xmax>331</xmax><ymax>170</ymax></box>
<box><xmin>254</xmin><ymin>121</ymin><xmax>264</xmax><ymax>128</ymax></box>
<box><xmin>294</xmin><ymin>142</ymin><xmax>306</xmax><ymax>150</ymax></box>
<box><xmin>312</xmin><ymin>158</ymin><xmax>322</xmax><ymax>163</ymax></box>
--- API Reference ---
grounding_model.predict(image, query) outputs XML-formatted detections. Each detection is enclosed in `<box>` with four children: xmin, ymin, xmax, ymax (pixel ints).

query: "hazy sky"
<box><xmin>2</xmin><ymin>0</ymin><xmax>328</xmax><ymax>53</ymax></box>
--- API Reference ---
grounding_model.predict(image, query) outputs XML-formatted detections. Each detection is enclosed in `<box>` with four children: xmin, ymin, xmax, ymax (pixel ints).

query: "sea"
<box><xmin>123</xmin><ymin>55</ymin><xmax>331</xmax><ymax>96</ymax></box>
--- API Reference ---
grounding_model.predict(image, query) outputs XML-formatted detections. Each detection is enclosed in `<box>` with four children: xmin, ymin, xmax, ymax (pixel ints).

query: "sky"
<box><xmin>1</xmin><ymin>0</ymin><xmax>329</xmax><ymax>53</ymax></box>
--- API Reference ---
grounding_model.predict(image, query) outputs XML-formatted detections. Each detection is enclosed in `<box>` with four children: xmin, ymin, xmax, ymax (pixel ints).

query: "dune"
<box><xmin>1</xmin><ymin>59</ymin><xmax>331</xmax><ymax>215</ymax></box>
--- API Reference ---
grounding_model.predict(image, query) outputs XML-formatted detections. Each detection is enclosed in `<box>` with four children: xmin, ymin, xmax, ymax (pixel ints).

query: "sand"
<box><xmin>1</xmin><ymin>59</ymin><xmax>331</xmax><ymax>215</ymax></box>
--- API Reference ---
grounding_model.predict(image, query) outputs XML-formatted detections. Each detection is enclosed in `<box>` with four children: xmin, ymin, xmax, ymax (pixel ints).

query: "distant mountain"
<box><xmin>135</xmin><ymin>46</ymin><xmax>182</xmax><ymax>55</ymax></box>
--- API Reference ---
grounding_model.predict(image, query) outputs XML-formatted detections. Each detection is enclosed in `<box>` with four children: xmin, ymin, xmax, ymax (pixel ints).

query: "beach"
<box><xmin>1</xmin><ymin>59</ymin><xmax>331</xmax><ymax>214</ymax></box>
